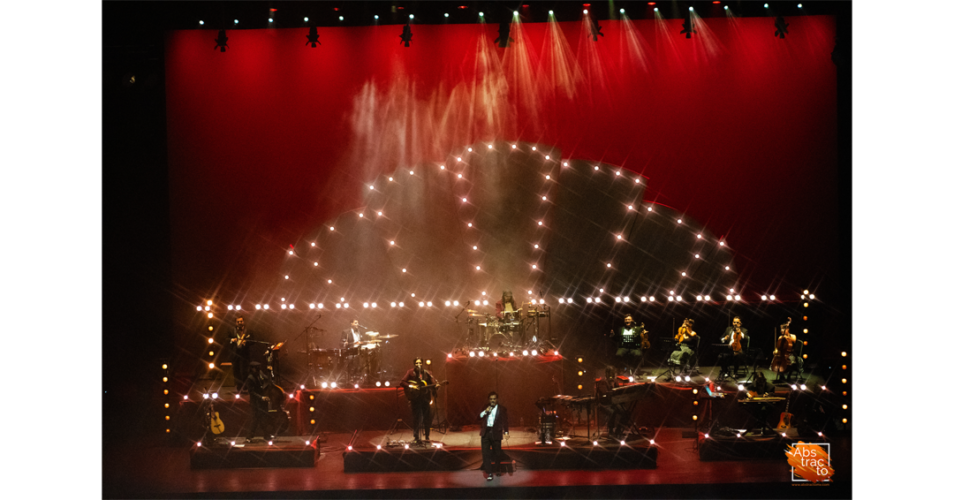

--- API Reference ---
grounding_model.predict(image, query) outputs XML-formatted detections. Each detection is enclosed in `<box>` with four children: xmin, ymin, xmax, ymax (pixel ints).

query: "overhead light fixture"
<box><xmin>214</xmin><ymin>30</ymin><xmax>229</xmax><ymax>52</ymax></box>
<box><xmin>680</xmin><ymin>14</ymin><xmax>695</xmax><ymax>39</ymax></box>
<box><xmin>495</xmin><ymin>20</ymin><xmax>513</xmax><ymax>48</ymax></box>
<box><xmin>306</xmin><ymin>26</ymin><xmax>321</xmax><ymax>47</ymax></box>
<box><xmin>774</xmin><ymin>16</ymin><xmax>789</xmax><ymax>39</ymax></box>
<box><xmin>590</xmin><ymin>18</ymin><xmax>604</xmax><ymax>41</ymax></box>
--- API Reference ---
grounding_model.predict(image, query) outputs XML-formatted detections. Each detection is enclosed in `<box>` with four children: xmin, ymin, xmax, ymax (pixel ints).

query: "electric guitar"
<box><xmin>208</xmin><ymin>401</ymin><xmax>225</xmax><ymax>435</ymax></box>
<box><xmin>405</xmin><ymin>379</ymin><xmax>449</xmax><ymax>403</ymax></box>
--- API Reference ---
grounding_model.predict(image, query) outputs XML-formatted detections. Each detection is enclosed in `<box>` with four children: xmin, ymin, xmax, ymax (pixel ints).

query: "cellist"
<box><xmin>771</xmin><ymin>319</ymin><xmax>802</xmax><ymax>381</ymax></box>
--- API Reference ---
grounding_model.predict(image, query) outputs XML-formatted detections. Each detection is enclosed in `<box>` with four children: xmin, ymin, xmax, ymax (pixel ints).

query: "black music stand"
<box><xmin>384</xmin><ymin>386</ymin><xmax>417</xmax><ymax>446</ymax></box>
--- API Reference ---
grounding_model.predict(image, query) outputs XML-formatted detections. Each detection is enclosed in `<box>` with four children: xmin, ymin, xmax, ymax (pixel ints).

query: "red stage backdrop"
<box><xmin>164</xmin><ymin>16</ymin><xmax>838</xmax><ymax>308</ymax></box>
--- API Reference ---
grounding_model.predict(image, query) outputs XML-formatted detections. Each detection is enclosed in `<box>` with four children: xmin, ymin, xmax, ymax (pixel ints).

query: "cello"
<box><xmin>770</xmin><ymin>317</ymin><xmax>794</xmax><ymax>374</ymax></box>
<box><xmin>639</xmin><ymin>323</ymin><xmax>651</xmax><ymax>350</ymax></box>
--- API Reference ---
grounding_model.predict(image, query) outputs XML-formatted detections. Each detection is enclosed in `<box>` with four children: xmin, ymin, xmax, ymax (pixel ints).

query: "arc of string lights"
<box><xmin>237</xmin><ymin>141</ymin><xmax>771</xmax><ymax>313</ymax></box>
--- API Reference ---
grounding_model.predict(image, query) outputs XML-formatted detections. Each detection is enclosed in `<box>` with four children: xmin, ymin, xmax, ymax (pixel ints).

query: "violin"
<box><xmin>730</xmin><ymin>326</ymin><xmax>743</xmax><ymax>353</ymax></box>
<box><xmin>770</xmin><ymin>317</ymin><xmax>794</xmax><ymax>373</ymax></box>
<box><xmin>640</xmin><ymin>323</ymin><xmax>651</xmax><ymax>350</ymax></box>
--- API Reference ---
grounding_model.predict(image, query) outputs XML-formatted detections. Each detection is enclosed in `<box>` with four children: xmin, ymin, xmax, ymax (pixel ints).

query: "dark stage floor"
<box><xmin>104</xmin><ymin>426</ymin><xmax>850</xmax><ymax>499</ymax></box>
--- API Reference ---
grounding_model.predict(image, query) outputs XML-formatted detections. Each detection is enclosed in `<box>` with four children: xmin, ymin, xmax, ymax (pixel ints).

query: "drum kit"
<box><xmin>465</xmin><ymin>303</ymin><xmax>551</xmax><ymax>351</ymax></box>
<box><xmin>305</xmin><ymin>330</ymin><xmax>399</xmax><ymax>386</ymax></box>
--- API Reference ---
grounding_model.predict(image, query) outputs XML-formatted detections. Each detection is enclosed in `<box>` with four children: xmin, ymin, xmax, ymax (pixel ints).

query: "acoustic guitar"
<box><xmin>405</xmin><ymin>379</ymin><xmax>449</xmax><ymax>403</ymax></box>
<box><xmin>778</xmin><ymin>390</ymin><xmax>794</xmax><ymax>430</ymax></box>
<box><xmin>208</xmin><ymin>401</ymin><xmax>225</xmax><ymax>435</ymax></box>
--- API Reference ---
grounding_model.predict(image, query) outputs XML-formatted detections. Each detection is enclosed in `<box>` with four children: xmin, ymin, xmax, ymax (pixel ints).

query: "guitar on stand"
<box><xmin>207</xmin><ymin>400</ymin><xmax>225</xmax><ymax>435</ymax></box>
<box><xmin>778</xmin><ymin>389</ymin><xmax>794</xmax><ymax>431</ymax></box>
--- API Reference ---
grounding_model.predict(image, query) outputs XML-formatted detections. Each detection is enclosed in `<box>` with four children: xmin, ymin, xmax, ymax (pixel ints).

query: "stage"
<box><xmin>105</xmin><ymin>425</ymin><xmax>849</xmax><ymax>499</ymax></box>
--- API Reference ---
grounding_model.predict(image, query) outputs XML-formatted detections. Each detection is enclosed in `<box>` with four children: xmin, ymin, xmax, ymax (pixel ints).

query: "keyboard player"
<box><xmin>595</xmin><ymin>366</ymin><xmax>626</xmax><ymax>440</ymax></box>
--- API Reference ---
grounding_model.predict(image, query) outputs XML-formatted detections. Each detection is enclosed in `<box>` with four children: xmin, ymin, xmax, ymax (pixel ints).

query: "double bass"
<box><xmin>770</xmin><ymin>317</ymin><xmax>794</xmax><ymax>373</ymax></box>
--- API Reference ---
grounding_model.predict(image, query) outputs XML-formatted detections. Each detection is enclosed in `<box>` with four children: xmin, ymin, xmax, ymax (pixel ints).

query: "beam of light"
<box><xmin>540</xmin><ymin>12</ymin><xmax>583</xmax><ymax>99</ymax></box>
<box><xmin>576</xmin><ymin>14</ymin><xmax>610</xmax><ymax>98</ymax></box>
<box><xmin>500</xmin><ymin>12</ymin><xmax>542</xmax><ymax>127</ymax></box>
<box><xmin>689</xmin><ymin>10</ymin><xmax>725</xmax><ymax>60</ymax></box>
<box><xmin>618</xmin><ymin>13</ymin><xmax>651</xmax><ymax>75</ymax></box>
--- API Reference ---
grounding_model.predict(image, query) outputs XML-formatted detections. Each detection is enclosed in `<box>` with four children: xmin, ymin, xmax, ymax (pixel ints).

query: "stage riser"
<box><xmin>342</xmin><ymin>445</ymin><xmax>656</xmax><ymax>472</ymax></box>
<box><xmin>190</xmin><ymin>445</ymin><xmax>318</xmax><ymax>469</ymax></box>
<box><xmin>698</xmin><ymin>436</ymin><xmax>790</xmax><ymax>462</ymax></box>
<box><xmin>175</xmin><ymin>399</ymin><xmax>302</xmax><ymax>442</ymax></box>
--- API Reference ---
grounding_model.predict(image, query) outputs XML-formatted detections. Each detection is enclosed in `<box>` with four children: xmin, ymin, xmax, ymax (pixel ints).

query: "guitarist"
<box><xmin>229</xmin><ymin>314</ymin><xmax>253</xmax><ymax>393</ymax></box>
<box><xmin>400</xmin><ymin>357</ymin><xmax>441</xmax><ymax>445</ymax></box>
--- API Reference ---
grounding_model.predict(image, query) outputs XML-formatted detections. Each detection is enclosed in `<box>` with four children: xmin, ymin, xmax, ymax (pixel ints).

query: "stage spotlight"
<box><xmin>522</xmin><ymin>350</ymin><xmax>529</xmax><ymax>356</ymax></box>
<box><xmin>478</xmin><ymin>351</ymin><xmax>485</xmax><ymax>357</ymax></box>
<box><xmin>355</xmin><ymin>384</ymin><xmax>359</xmax><ymax>389</ymax></box>
<box><xmin>738</xmin><ymin>384</ymin><xmax>744</xmax><ymax>391</ymax></box>
<box><xmin>385</xmin><ymin>381</ymin><xmax>390</xmax><ymax>387</ymax></box>
<box><xmin>531</xmin><ymin>350</ymin><xmax>538</xmax><ymax>356</ymax></box>
<box><xmin>680</xmin><ymin>14</ymin><xmax>695</xmax><ymax>39</ymax></box>
<box><xmin>469</xmin><ymin>351</ymin><xmax>475</xmax><ymax>357</ymax></box>
<box><xmin>675</xmin><ymin>376</ymin><xmax>682</xmax><ymax>382</ymax></box>
<box><xmin>214</xmin><ymin>30</ymin><xmax>229</xmax><ymax>52</ymax></box>
<box><xmin>376</xmin><ymin>445</ymin><xmax>381</xmax><ymax>450</ymax></box>
<box><xmin>791</xmin><ymin>384</ymin><xmax>798</xmax><ymax>391</ymax></box>
<box><xmin>400</xmin><ymin>23</ymin><xmax>413</xmax><ymax>47</ymax></box>
<box><xmin>321</xmin><ymin>382</ymin><xmax>328</xmax><ymax>389</ymax></box>
<box><xmin>800</xmin><ymin>384</ymin><xmax>807</xmax><ymax>390</ymax></box>
<box><xmin>774</xmin><ymin>16</ymin><xmax>789</xmax><ymax>39</ymax></box>
<box><xmin>376</xmin><ymin>381</ymin><xmax>382</xmax><ymax>387</ymax></box>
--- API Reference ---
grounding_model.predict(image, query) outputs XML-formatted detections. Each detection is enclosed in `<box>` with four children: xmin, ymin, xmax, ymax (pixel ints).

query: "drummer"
<box><xmin>341</xmin><ymin>318</ymin><xmax>364</xmax><ymax>346</ymax></box>
<box><xmin>495</xmin><ymin>290</ymin><xmax>520</xmax><ymax>321</ymax></box>
<box><xmin>340</xmin><ymin>319</ymin><xmax>366</xmax><ymax>381</ymax></box>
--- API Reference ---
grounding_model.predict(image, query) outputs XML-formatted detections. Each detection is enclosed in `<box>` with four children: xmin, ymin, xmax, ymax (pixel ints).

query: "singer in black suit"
<box><xmin>229</xmin><ymin>314</ymin><xmax>252</xmax><ymax>392</ymax></box>
<box><xmin>478</xmin><ymin>392</ymin><xmax>509</xmax><ymax>480</ymax></box>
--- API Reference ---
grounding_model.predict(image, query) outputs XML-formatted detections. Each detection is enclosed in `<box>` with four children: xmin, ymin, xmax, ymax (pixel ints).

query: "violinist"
<box><xmin>668</xmin><ymin>318</ymin><xmax>697</xmax><ymax>374</ymax></box>
<box><xmin>609</xmin><ymin>314</ymin><xmax>646</xmax><ymax>376</ymax></box>
<box><xmin>770</xmin><ymin>320</ymin><xmax>802</xmax><ymax>382</ymax></box>
<box><xmin>717</xmin><ymin>316</ymin><xmax>748</xmax><ymax>379</ymax></box>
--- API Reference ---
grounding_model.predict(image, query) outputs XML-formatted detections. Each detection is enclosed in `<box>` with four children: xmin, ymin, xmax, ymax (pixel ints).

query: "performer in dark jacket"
<box><xmin>478</xmin><ymin>392</ymin><xmax>509</xmax><ymax>480</ymax></box>
<box><xmin>229</xmin><ymin>314</ymin><xmax>252</xmax><ymax>392</ymax></box>
<box><xmin>244</xmin><ymin>362</ymin><xmax>274</xmax><ymax>442</ymax></box>
<box><xmin>399</xmin><ymin>358</ymin><xmax>441</xmax><ymax>444</ymax></box>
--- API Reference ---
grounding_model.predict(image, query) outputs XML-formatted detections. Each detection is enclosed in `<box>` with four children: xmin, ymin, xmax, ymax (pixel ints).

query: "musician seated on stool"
<box><xmin>609</xmin><ymin>314</ymin><xmax>645</xmax><ymax>376</ymax></box>
<box><xmin>340</xmin><ymin>318</ymin><xmax>363</xmax><ymax>378</ymax></box>
<box><xmin>717</xmin><ymin>316</ymin><xmax>748</xmax><ymax>378</ymax></box>
<box><xmin>340</xmin><ymin>318</ymin><xmax>363</xmax><ymax>346</ymax></box>
<box><xmin>478</xmin><ymin>392</ymin><xmax>509</xmax><ymax>481</ymax></box>
<box><xmin>596</xmin><ymin>366</ymin><xmax>626</xmax><ymax>439</ymax></box>
<box><xmin>399</xmin><ymin>357</ymin><xmax>441</xmax><ymax>445</ymax></box>
<box><xmin>669</xmin><ymin>318</ymin><xmax>697</xmax><ymax>374</ymax></box>
<box><xmin>229</xmin><ymin>314</ymin><xmax>252</xmax><ymax>393</ymax></box>
<box><xmin>495</xmin><ymin>290</ymin><xmax>519</xmax><ymax>320</ymax></box>
<box><xmin>745</xmin><ymin>371</ymin><xmax>776</xmax><ymax>396</ymax></box>
<box><xmin>245</xmin><ymin>362</ymin><xmax>275</xmax><ymax>442</ymax></box>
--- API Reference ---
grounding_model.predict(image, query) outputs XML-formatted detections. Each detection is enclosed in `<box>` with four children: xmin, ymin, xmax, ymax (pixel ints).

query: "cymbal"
<box><xmin>376</xmin><ymin>335</ymin><xmax>399</xmax><ymax>340</ymax></box>
<box><xmin>355</xmin><ymin>340</ymin><xmax>381</xmax><ymax>345</ymax></box>
<box><xmin>466</xmin><ymin>309</ymin><xmax>478</xmax><ymax>313</ymax></box>
<box><xmin>366</xmin><ymin>331</ymin><xmax>380</xmax><ymax>336</ymax></box>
